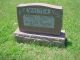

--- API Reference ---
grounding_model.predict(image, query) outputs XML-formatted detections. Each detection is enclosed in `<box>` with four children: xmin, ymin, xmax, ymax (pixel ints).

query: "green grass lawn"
<box><xmin>0</xmin><ymin>0</ymin><xmax>80</xmax><ymax>60</ymax></box>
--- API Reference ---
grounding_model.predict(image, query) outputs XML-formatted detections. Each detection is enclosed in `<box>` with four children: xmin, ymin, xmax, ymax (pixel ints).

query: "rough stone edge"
<box><xmin>13</xmin><ymin>28</ymin><xmax>66</xmax><ymax>47</ymax></box>
<box><xmin>17</xmin><ymin>3</ymin><xmax>62</xmax><ymax>9</ymax></box>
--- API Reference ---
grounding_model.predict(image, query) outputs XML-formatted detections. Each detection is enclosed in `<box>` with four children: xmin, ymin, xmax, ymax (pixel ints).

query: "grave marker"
<box><xmin>14</xmin><ymin>3</ymin><xmax>66</xmax><ymax>47</ymax></box>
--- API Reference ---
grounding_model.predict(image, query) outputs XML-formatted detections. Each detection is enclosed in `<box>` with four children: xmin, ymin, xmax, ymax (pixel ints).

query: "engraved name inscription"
<box><xmin>19</xmin><ymin>7</ymin><xmax>57</xmax><ymax>15</ymax></box>
<box><xmin>20</xmin><ymin>7</ymin><xmax>56</xmax><ymax>28</ymax></box>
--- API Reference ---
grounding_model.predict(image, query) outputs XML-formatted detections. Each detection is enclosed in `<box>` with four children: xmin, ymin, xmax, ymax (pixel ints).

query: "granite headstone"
<box><xmin>14</xmin><ymin>3</ymin><xmax>66</xmax><ymax>47</ymax></box>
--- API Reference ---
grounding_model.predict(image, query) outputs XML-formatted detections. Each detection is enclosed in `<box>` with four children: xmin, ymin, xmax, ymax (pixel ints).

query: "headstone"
<box><xmin>14</xmin><ymin>3</ymin><xmax>66</xmax><ymax>47</ymax></box>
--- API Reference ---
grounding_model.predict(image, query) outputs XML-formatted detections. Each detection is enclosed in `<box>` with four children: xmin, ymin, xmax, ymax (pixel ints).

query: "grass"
<box><xmin>0</xmin><ymin>0</ymin><xmax>80</xmax><ymax>60</ymax></box>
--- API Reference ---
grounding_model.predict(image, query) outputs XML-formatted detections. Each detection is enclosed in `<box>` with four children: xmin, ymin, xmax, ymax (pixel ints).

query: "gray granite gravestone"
<box><xmin>14</xmin><ymin>3</ymin><xmax>66</xmax><ymax>47</ymax></box>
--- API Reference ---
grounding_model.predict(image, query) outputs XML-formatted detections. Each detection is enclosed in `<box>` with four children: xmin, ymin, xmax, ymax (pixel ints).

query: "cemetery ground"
<box><xmin>0</xmin><ymin>0</ymin><xmax>80</xmax><ymax>60</ymax></box>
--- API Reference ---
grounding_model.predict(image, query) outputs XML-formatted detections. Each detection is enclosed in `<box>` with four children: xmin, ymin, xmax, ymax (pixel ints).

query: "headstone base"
<box><xmin>14</xmin><ymin>28</ymin><xmax>66</xmax><ymax>47</ymax></box>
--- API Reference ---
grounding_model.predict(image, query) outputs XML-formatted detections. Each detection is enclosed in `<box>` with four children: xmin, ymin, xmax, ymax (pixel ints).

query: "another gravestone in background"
<box><xmin>14</xmin><ymin>3</ymin><xmax>66</xmax><ymax>47</ymax></box>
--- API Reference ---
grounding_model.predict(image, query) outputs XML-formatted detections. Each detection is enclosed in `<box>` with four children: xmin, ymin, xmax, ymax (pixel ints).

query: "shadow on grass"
<box><xmin>65</xmin><ymin>38</ymin><xmax>72</xmax><ymax>47</ymax></box>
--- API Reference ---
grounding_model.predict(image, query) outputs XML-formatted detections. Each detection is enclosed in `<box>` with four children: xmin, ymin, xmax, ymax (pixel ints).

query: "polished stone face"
<box><xmin>17</xmin><ymin>3</ymin><xmax>63</xmax><ymax>35</ymax></box>
<box><xmin>23</xmin><ymin>15</ymin><xmax>54</xmax><ymax>28</ymax></box>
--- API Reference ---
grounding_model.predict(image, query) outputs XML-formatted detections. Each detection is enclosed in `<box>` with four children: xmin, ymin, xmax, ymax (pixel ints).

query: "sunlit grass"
<box><xmin>0</xmin><ymin>0</ymin><xmax>80</xmax><ymax>60</ymax></box>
